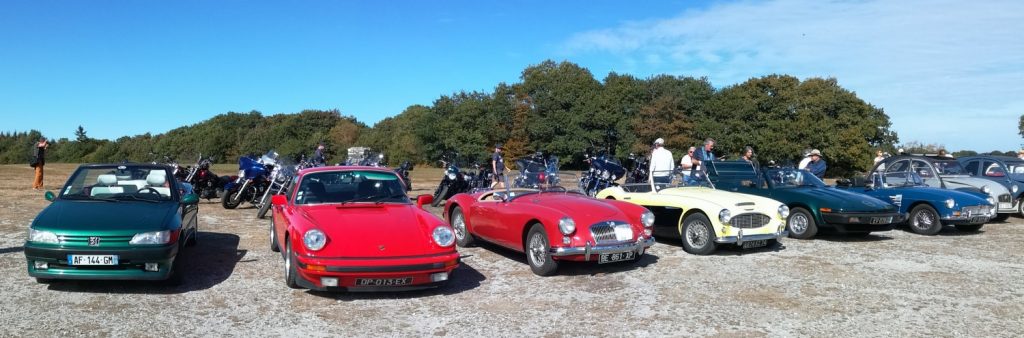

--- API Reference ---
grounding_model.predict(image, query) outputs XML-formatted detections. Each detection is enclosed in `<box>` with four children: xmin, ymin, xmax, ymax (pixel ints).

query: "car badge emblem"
<box><xmin>88</xmin><ymin>237</ymin><xmax>101</xmax><ymax>246</ymax></box>
<box><xmin>378</xmin><ymin>245</ymin><xmax>386</xmax><ymax>251</ymax></box>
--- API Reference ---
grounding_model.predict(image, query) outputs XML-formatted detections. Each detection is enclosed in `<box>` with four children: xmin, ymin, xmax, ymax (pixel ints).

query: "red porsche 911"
<box><xmin>443</xmin><ymin>174</ymin><xmax>655</xmax><ymax>276</ymax></box>
<box><xmin>269</xmin><ymin>166</ymin><xmax>460</xmax><ymax>291</ymax></box>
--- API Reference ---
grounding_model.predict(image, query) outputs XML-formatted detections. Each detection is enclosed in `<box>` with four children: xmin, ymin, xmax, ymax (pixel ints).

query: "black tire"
<box><xmin>256</xmin><ymin>193</ymin><xmax>272</xmax><ymax>219</ymax></box>
<box><xmin>270</xmin><ymin>217</ymin><xmax>280</xmax><ymax>252</ymax></box>
<box><xmin>955</xmin><ymin>224</ymin><xmax>984</xmax><ymax>232</ymax></box>
<box><xmin>908</xmin><ymin>204</ymin><xmax>943</xmax><ymax>235</ymax></box>
<box><xmin>991</xmin><ymin>214</ymin><xmax>1010</xmax><ymax>223</ymax></box>
<box><xmin>680</xmin><ymin>213</ymin><xmax>717</xmax><ymax>255</ymax></box>
<box><xmin>284</xmin><ymin>238</ymin><xmax>300</xmax><ymax>289</ymax></box>
<box><xmin>185</xmin><ymin>227</ymin><xmax>198</xmax><ymax>247</ymax></box>
<box><xmin>431</xmin><ymin>185</ymin><xmax>448</xmax><ymax>207</ymax></box>
<box><xmin>1017</xmin><ymin>198</ymin><xmax>1024</xmax><ymax>217</ymax></box>
<box><xmin>222</xmin><ymin>189</ymin><xmax>242</xmax><ymax>209</ymax></box>
<box><xmin>449</xmin><ymin>206</ymin><xmax>475</xmax><ymax>247</ymax></box>
<box><xmin>786</xmin><ymin>208</ymin><xmax>818</xmax><ymax>239</ymax></box>
<box><xmin>525</xmin><ymin>223</ymin><xmax>558</xmax><ymax>276</ymax></box>
<box><xmin>162</xmin><ymin>260</ymin><xmax>184</xmax><ymax>286</ymax></box>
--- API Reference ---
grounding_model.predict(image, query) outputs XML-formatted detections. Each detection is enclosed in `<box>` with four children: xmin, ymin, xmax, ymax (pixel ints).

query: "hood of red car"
<box><xmin>521</xmin><ymin>193</ymin><xmax>621</xmax><ymax>219</ymax></box>
<box><xmin>297</xmin><ymin>203</ymin><xmax>447</xmax><ymax>258</ymax></box>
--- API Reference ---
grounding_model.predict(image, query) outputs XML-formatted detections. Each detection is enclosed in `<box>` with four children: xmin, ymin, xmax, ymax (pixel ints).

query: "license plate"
<box><xmin>870</xmin><ymin>217</ymin><xmax>893</xmax><ymax>224</ymax></box>
<box><xmin>742</xmin><ymin>240</ymin><xmax>768</xmax><ymax>249</ymax></box>
<box><xmin>355</xmin><ymin>277</ymin><xmax>412</xmax><ymax>287</ymax></box>
<box><xmin>68</xmin><ymin>254</ymin><xmax>118</xmax><ymax>266</ymax></box>
<box><xmin>598</xmin><ymin>251</ymin><xmax>636</xmax><ymax>264</ymax></box>
<box><xmin>969</xmin><ymin>216</ymin><xmax>988</xmax><ymax>223</ymax></box>
<box><xmin>999</xmin><ymin>203</ymin><xmax>1012</xmax><ymax>209</ymax></box>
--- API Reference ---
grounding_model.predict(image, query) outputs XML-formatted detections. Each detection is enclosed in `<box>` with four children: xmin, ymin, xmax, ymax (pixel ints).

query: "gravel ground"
<box><xmin>1</xmin><ymin>164</ymin><xmax>1022</xmax><ymax>337</ymax></box>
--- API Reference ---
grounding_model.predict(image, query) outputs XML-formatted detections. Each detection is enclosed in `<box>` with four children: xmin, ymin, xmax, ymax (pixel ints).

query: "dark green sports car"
<box><xmin>24</xmin><ymin>163</ymin><xmax>199</xmax><ymax>283</ymax></box>
<box><xmin>709</xmin><ymin>162</ymin><xmax>905</xmax><ymax>239</ymax></box>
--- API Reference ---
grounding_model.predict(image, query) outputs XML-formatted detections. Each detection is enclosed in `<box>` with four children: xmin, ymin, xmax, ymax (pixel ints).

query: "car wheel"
<box><xmin>680</xmin><ymin>213</ymin><xmax>717</xmax><ymax>255</ymax></box>
<box><xmin>269</xmin><ymin>217</ymin><xmax>280</xmax><ymax>252</ymax></box>
<box><xmin>431</xmin><ymin>186</ymin><xmax>448</xmax><ymax>207</ymax></box>
<box><xmin>284</xmin><ymin>238</ymin><xmax>301</xmax><ymax>289</ymax></box>
<box><xmin>450</xmin><ymin>206</ymin><xmax>475</xmax><ymax>247</ymax></box>
<box><xmin>525</xmin><ymin>223</ymin><xmax>558</xmax><ymax>276</ymax></box>
<box><xmin>163</xmin><ymin>260</ymin><xmax>184</xmax><ymax>286</ymax></box>
<box><xmin>221</xmin><ymin>190</ymin><xmax>241</xmax><ymax>209</ymax></box>
<box><xmin>908</xmin><ymin>204</ymin><xmax>943</xmax><ymax>235</ymax></box>
<box><xmin>786</xmin><ymin>208</ymin><xmax>818</xmax><ymax>239</ymax></box>
<box><xmin>955</xmin><ymin>224</ymin><xmax>984</xmax><ymax>232</ymax></box>
<box><xmin>991</xmin><ymin>214</ymin><xmax>1010</xmax><ymax>223</ymax></box>
<box><xmin>185</xmin><ymin>227</ymin><xmax>198</xmax><ymax>247</ymax></box>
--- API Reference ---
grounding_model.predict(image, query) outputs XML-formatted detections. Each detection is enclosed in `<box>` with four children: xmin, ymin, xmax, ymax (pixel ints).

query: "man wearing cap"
<box><xmin>649</xmin><ymin>138</ymin><xmax>674</xmax><ymax>184</ymax></box>
<box><xmin>691</xmin><ymin>138</ymin><xmax>715</xmax><ymax>180</ymax></box>
<box><xmin>491</xmin><ymin>143</ymin><xmax>507</xmax><ymax>189</ymax></box>
<box><xmin>807</xmin><ymin>149</ymin><xmax>827</xmax><ymax>179</ymax></box>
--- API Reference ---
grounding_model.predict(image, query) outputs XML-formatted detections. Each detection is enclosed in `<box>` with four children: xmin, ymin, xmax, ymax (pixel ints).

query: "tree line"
<box><xmin>3</xmin><ymin>60</ymin><xmax>918</xmax><ymax>176</ymax></box>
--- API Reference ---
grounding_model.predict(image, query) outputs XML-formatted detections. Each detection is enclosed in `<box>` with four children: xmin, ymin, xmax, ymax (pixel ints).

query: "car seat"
<box><xmin>91</xmin><ymin>174</ymin><xmax>124</xmax><ymax>196</ymax></box>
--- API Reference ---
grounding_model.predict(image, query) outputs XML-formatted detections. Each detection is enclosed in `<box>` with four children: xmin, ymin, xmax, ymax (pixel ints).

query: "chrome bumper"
<box><xmin>549</xmin><ymin>237</ymin><xmax>656</xmax><ymax>262</ymax></box>
<box><xmin>715</xmin><ymin>230</ymin><xmax>787</xmax><ymax>245</ymax></box>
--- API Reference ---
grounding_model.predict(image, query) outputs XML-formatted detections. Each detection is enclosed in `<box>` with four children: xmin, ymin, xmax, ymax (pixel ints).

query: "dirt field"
<box><xmin>1</xmin><ymin>163</ymin><xmax>1022</xmax><ymax>337</ymax></box>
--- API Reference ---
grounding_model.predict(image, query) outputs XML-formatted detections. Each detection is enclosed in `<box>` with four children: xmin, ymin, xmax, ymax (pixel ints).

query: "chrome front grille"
<box><xmin>57</xmin><ymin>235</ymin><xmax>133</xmax><ymax>246</ymax></box>
<box><xmin>589</xmin><ymin>221</ymin><xmax>634</xmax><ymax>244</ymax></box>
<box><xmin>998</xmin><ymin>194</ymin><xmax>1011</xmax><ymax>203</ymax></box>
<box><xmin>729</xmin><ymin>213</ymin><xmax>771</xmax><ymax>229</ymax></box>
<box><xmin>961</xmin><ymin>205</ymin><xmax>990</xmax><ymax>217</ymax></box>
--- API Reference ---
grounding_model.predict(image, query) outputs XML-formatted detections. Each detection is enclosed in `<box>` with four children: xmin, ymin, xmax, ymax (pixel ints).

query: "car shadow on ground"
<box><xmin>810</xmin><ymin>230</ymin><xmax>895</xmax><ymax>243</ymax></box>
<box><xmin>653</xmin><ymin>236</ymin><xmax>787</xmax><ymax>256</ymax></box>
<box><xmin>306</xmin><ymin>261</ymin><xmax>487</xmax><ymax>301</ymax></box>
<box><xmin>472</xmin><ymin>240</ymin><xmax>661</xmax><ymax>276</ymax></box>
<box><xmin>0</xmin><ymin>246</ymin><xmax>24</xmax><ymax>255</ymax></box>
<box><xmin>43</xmin><ymin>231</ymin><xmax>245</xmax><ymax>294</ymax></box>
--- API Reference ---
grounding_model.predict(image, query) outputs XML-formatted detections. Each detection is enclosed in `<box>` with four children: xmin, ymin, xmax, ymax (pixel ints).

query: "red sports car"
<box><xmin>443</xmin><ymin>174</ymin><xmax>655</xmax><ymax>276</ymax></box>
<box><xmin>269</xmin><ymin>166</ymin><xmax>460</xmax><ymax>291</ymax></box>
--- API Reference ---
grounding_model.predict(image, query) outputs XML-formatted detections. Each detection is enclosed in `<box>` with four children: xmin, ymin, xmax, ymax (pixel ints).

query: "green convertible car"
<box><xmin>24</xmin><ymin>163</ymin><xmax>199</xmax><ymax>284</ymax></box>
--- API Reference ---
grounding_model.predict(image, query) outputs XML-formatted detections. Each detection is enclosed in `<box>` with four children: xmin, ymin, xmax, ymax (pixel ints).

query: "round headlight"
<box><xmin>719</xmin><ymin>209</ymin><xmax>732</xmax><ymax>224</ymax></box>
<box><xmin>303</xmin><ymin>229</ymin><xmax>327</xmax><ymax>251</ymax></box>
<box><xmin>641</xmin><ymin>210</ymin><xmax>655</xmax><ymax>228</ymax></box>
<box><xmin>1013</xmin><ymin>185</ymin><xmax>1020</xmax><ymax>194</ymax></box>
<box><xmin>447</xmin><ymin>173</ymin><xmax>457</xmax><ymax>180</ymax></box>
<box><xmin>432</xmin><ymin>226</ymin><xmax>455</xmax><ymax>247</ymax></box>
<box><xmin>778</xmin><ymin>205</ymin><xmax>790</xmax><ymax>219</ymax></box>
<box><xmin>981</xmin><ymin>185</ymin><xmax>991</xmax><ymax>194</ymax></box>
<box><xmin>600</xmin><ymin>170</ymin><xmax>611</xmax><ymax>180</ymax></box>
<box><xmin>986</xmin><ymin>196</ymin><xmax>995</xmax><ymax>205</ymax></box>
<box><xmin>558</xmin><ymin>217</ymin><xmax>576</xmax><ymax>235</ymax></box>
<box><xmin>945</xmin><ymin>198</ymin><xmax>956</xmax><ymax>209</ymax></box>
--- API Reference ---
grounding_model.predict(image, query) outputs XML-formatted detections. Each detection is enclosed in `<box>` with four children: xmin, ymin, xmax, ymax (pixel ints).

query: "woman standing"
<box><xmin>32</xmin><ymin>137</ymin><xmax>48</xmax><ymax>190</ymax></box>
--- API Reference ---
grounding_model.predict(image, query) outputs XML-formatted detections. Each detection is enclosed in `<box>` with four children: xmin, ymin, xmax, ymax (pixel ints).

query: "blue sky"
<box><xmin>2</xmin><ymin>0</ymin><xmax>1021</xmax><ymax>152</ymax></box>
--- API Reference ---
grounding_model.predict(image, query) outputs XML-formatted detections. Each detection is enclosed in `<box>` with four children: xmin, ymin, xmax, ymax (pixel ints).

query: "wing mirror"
<box><xmin>181</xmin><ymin>193</ymin><xmax>199</xmax><ymax>205</ymax></box>
<box><xmin>44</xmin><ymin>191</ymin><xmax>55</xmax><ymax>202</ymax></box>
<box><xmin>271</xmin><ymin>195</ymin><xmax>287</xmax><ymax>206</ymax></box>
<box><xmin>416</xmin><ymin>194</ymin><xmax>433</xmax><ymax>209</ymax></box>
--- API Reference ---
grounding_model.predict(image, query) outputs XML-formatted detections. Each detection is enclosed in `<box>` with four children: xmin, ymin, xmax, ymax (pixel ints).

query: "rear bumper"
<box><xmin>293</xmin><ymin>252</ymin><xmax>460</xmax><ymax>291</ymax></box>
<box><xmin>821</xmin><ymin>212</ymin><xmax>905</xmax><ymax>233</ymax></box>
<box><xmin>549</xmin><ymin>237</ymin><xmax>655</xmax><ymax>262</ymax></box>
<box><xmin>24</xmin><ymin>244</ymin><xmax>177</xmax><ymax>280</ymax></box>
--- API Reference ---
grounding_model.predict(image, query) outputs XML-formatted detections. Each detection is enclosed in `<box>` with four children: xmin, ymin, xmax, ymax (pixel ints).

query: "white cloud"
<box><xmin>563</xmin><ymin>0</ymin><xmax>1024</xmax><ymax>151</ymax></box>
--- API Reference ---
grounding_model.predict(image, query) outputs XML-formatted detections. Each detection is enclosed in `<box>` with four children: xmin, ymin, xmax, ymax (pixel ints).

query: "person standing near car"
<box><xmin>873</xmin><ymin>150</ymin><xmax>885</xmax><ymax>165</ymax></box>
<box><xmin>798</xmin><ymin>148</ymin><xmax>812</xmax><ymax>170</ymax></box>
<box><xmin>32</xmin><ymin>137</ymin><xmax>49</xmax><ymax>190</ymax></box>
<box><xmin>649</xmin><ymin>138</ymin><xmax>674</xmax><ymax>184</ymax></box>
<box><xmin>741</xmin><ymin>146</ymin><xmax>757</xmax><ymax>169</ymax></box>
<box><xmin>491</xmin><ymin>143</ymin><xmax>507</xmax><ymax>189</ymax></box>
<box><xmin>807</xmin><ymin>149</ymin><xmax>827</xmax><ymax>179</ymax></box>
<box><xmin>691</xmin><ymin>138</ymin><xmax>716</xmax><ymax>179</ymax></box>
<box><xmin>679</xmin><ymin>146</ymin><xmax>695</xmax><ymax>181</ymax></box>
<box><xmin>312</xmin><ymin>142</ymin><xmax>326</xmax><ymax>167</ymax></box>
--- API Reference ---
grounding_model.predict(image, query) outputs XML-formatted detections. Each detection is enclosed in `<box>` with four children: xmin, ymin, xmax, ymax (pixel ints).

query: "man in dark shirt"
<box><xmin>312</xmin><ymin>142</ymin><xmax>326</xmax><ymax>167</ymax></box>
<box><xmin>691</xmin><ymin>138</ymin><xmax>715</xmax><ymax>180</ymax></box>
<box><xmin>32</xmin><ymin>137</ymin><xmax>48</xmax><ymax>189</ymax></box>
<box><xmin>807</xmin><ymin>149</ymin><xmax>827</xmax><ymax>178</ymax></box>
<box><xmin>491</xmin><ymin>143</ymin><xmax>506</xmax><ymax>189</ymax></box>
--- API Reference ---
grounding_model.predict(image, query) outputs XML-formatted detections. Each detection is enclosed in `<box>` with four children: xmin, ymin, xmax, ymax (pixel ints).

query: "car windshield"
<box><xmin>878</xmin><ymin>171</ymin><xmax>927</xmax><ymax>187</ymax></box>
<box><xmin>932</xmin><ymin>160</ymin><xmax>966</xmax><ymax>175</ymax></box>
<box><xmin>766</xmin><ymin>169</ymin><xmax>826</xmax><ymax>188</ymax></box>
<box><xmin>500</xmin><ymin>173</ymin><xmax>582</xmax><ymax>199</ymax></box>
<box><xmin>60</xmin><ymin>165</ymin><xmax>176</xmax><ymax>202</ymax></box>
<box><xmin>1004</xmin><ymin>161</ymin><xmax>1024</xmax><ymax>174</ymax></box>
<box><xmin>293</xmin><ymin>170</ymin><xmax>409</xmax><ymax>205</ymax></box>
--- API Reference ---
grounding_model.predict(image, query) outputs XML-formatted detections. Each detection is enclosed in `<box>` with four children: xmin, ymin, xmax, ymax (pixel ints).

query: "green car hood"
<box><xmin>767</xmin><ymin>187</ymin><xmax>897</xmax><ymax>213</ymax></box>
<box><xmin>32</xmin><ymin>200</ymin><xmax>178</xmax><ymax>234</ymax></box>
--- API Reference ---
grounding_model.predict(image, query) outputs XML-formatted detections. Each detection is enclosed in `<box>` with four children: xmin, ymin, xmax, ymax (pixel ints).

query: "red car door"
<box><xmin>489</xmin><ymin>200</ymin><xmax>525</xmax><ymax>250</ymax></box>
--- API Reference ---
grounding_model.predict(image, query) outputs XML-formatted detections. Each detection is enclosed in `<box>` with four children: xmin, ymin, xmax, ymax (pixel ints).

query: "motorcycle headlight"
<box><xmin>778</xmin><ymin>205</ymin><xmax>790</xmax><ymax>219</ymax></box>
<box><xmin>946</xmin><ymin>198</ymin><xmax>956</xmax><ymax>209</ymax></box>
<box><xmin>641</xmin><ymin>210</ymin><xmax>655</xmax><ymax>228</ymax></box>
<box><xmin>447</xmin><ymin>173</ymin><xmax>457</xmax><ymax>180</ymax></box>
<box><xmin>600</xmin><ymin>170</ymin><xmax>611</xmax><ymax>180</ymax></box>
<box><xmin>238</xmin><ymin>169</ymin><xmax>245</xmax><ymax>177</ymax></box>
<box><xmin>130</xmin><ymin>230</ymin><xmax>171</xmax><ymax>245</ymax></box>
<box><xmin>719</xmin><ymin>209</ymin><xmax>732</xmax><ymax>224</ymax></box>
<box><xmin>981</xmin><ymin>185</ymin><xmax>991</xmax><ymax>194</ymax></box>
<box><xmin>432</xmin><ymin>226</ymin><xmax>455</xmax><ymax>247</ymax></box>
<box><xmin>558</xmin><ymin>216</ymin><xmax>576</xmax><ymax>235</ymax></box>
<box><xmin>28</xmin><ymin>229</ymin><xmax>59</xmax><ymax>244</ymax></box>
<box><xmin>303</xmin><ymin>229</ymin><xmax>327</xmax><ymax>251</ymax></box>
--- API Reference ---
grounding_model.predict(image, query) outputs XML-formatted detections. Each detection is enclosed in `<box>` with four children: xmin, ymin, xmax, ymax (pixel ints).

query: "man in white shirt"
<box><xmin>797</xmin><ymin>148</ymin><xmax>812</xmax><ymax>170</ymax></box>
<box><xmin>649</xmin><ymin>138</ymin><xmax>674</xmax><ymax>184</ymax></box>
<box><xmin>679</xmin><ymin>146</ymin><xmax>695</xmax><ymax>181</ymax></box>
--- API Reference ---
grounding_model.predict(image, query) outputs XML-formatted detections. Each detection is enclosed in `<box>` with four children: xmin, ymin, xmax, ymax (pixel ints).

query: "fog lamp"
<box><xmin>320</xmin><ymin>277</ymin><xmax>338</xmax><ymax>287</ymax></box>
<box><xmin>562</xmin><ymin>236</ymin><xmax>571</xmax><ymax>245</ymax></box>
<box><xmin>431</xmin><ymin>272</ymin><xmax>449</xmax><ymax>282</ymax></box>
<box><xmin>144</xmin><ymin>263</ymin><xmax>159</xmax><ymax>272</ymax></box>
<box><xmin>34</xmin><ymin>261</ymin><xmax>48</xmax><ymax>270</ymax></box>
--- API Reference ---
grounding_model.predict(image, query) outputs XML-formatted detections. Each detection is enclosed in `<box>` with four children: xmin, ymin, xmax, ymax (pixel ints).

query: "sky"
<box><xmin>1</xmin><ymin>0</ymin><xmax>1021</xmax><ymax>151</ymax></box>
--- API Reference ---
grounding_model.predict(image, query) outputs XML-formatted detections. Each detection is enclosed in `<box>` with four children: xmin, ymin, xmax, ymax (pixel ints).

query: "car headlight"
<box><xmin>432</xmin><ymin>226</ymin><xmax>455</xmax><ymax>247</ymax></box>
<box><xmin>303</xmin><ymin>229</ymin><xmax>327</xmax><ymax>251</ymax></box>
<box><xmin>719</xmin><ymin>209</ymin><xmax>732</xmax><ymax>224</ymax></box>
<box><xmin>130</xmin><ymin>230</ymin><xmax>171</xmax><ymax>245</ymax></box>
<box><xmin>986</xmin><ymin>197</ymin><xmax>996</xmax><ymax>206</ymax></box>
<box><xmin>945</xmin><ymin>198</ymin><xmax>956</xmax><ymax>209</ymax></box>
<box><xmin>981</xmin><ymin>185</ymin><xmax>991</xmax><ymax>194</ymax></box>
<box><xmin>778</xmin><ymin>205</ymin><xmax>790</xmax><ymax>219</ymax></box>
<box><xmin>447</xmin><ymin>173</ymin><xmax>457</xmax><ymax>180</ymax></box>
<box><xmin>558</xmin><ymin>217</ymin><xmax>576</xmax><ymax>235</ymax></box>
<box><xmin>1014</xmin><ymin>185</ymin><xmax>1019</xmax><ymax>194</ymax></box>
<box><xmin>641</xmin><ymin>210</ymin><xmax>655</xmax><ymax>228</ymax></box>
<box><xmin>28</xmin><ymin>229</ymin><xmax>59</xmax><ymax>244</ymax></box>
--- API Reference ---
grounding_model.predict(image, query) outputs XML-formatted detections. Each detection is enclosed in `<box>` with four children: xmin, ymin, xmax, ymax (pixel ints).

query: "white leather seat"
<box><xmin>146</xmin><ymin>171</ymin><xmax>171</xmax><ymax>197</ymax></box>
<box><xmin>91</xmin><ymin>174</ymin><xmax>124</xmax><ymax>196</ymax></box>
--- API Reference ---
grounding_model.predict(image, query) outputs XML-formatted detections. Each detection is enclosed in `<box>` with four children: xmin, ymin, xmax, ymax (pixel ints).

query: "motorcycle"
<box><xmin>431</xmin><ymin>153</ymin><xmax>469</xmax><ymax>207</ymax></box>
<box><xmin>256</xmin><ymin>154</ymin><xmax>305</xmax><ymax>219</ymax></box>
<box><xmin>625</xmin><ymin>152</ymin><xmax>651</xmax><ymax>184</ymax></box>
<box><xmin>513</xmin><ymin>152</ymin><xmax>560</xmax><ymax>189</ymax></box>
<box><xmin>184</xmin><ymin>154</ymin><xmax>234</xmax><ymax>200</ymax></box>
<box><xmin>395</xmin><ymin>160</ymin><xmax>413</xmax><ymax>191</ymax></box>
<box><xmin>465</xmin><ymin>162</ymin><xmax>493</xmax><ymax>192</ymax></box>
<box><xmin>222</xmin><ymin>151</ymin><xmax>277</xmax><ymax>210</ymax></box>
<box><xmin>150</xmin><ymin>154</ymin><xmax>188</xmax><ymax>181</ymax></box>
<box><xmin>579</xmin><ymin>149</ymin><xmax>626</xmax><ymax>196</ymax></box>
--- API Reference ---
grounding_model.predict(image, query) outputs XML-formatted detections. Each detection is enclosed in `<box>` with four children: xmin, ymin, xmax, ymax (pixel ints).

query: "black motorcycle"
<box><xmin>465</xmin><ymin>162</ymin><xmax>493</xmax><ymax>191</ymax></box>
<box><xmin>513</xmin><ymin>152</ymin><xmax>560</xmax><ymax>189</ymax></box>
<box><xmin>431</xmin><ymin>153</ymin><xmax>468</xmax><ymax>207</ymax></box>
<box><xmin>185</xmin><ymin>154</ymin><xmax>233</xmax><ymax>200</ymax></box>
<box><xmin>625</xmin><ymin>152</ymin><xmax>651</xmax><ymax>184</ymax></box>
<box><xmin>579</xmin><ymin>149</ymin><xmax>626</xmax><ymax>196</ymax></box>
<box><xmin>395</xmin><ymin>160</ymin><xmax>413</xmax><ymax>191</ymax></box>
<box><xmin>256</xmin><ymin>154</ymin><xmax>310</xmax><ymax>219</ymax></box>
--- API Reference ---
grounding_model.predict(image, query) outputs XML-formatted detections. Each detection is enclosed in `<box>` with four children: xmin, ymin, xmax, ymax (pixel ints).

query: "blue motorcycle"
<box><xmin>222</xmin><ymin>151</ymin><xmax>277</xmax><ymax>209</ymax></box>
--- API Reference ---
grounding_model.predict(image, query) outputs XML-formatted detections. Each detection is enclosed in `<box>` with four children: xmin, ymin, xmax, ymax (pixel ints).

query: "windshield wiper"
<box><xmin>343</xmin><ymin>193</ymin><xmax>407</xmax><ymax>204</ymax></box>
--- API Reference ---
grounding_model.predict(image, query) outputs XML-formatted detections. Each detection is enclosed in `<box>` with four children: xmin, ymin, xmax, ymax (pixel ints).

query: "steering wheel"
<box><xmin>137</xmin><ymin>187</ymin><xmax>162</xmax><ymax>197</ymax></box>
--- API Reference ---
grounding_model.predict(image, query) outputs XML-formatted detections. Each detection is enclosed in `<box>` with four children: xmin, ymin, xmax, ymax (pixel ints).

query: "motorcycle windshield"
<box><xmin>595</xmin><ymin>157</ymin><xmax>627</xmax><ymax>179</ymax></box>
<box><xmin>260</xmin><ymin>151</ymin><xmax>279</xmax><ymax>166</ymax></box>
